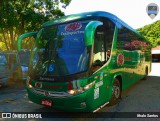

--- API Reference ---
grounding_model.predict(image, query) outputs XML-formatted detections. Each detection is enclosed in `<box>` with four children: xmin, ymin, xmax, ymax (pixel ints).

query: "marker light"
<box><xmin>67</xmin><ymin>81</ymin><xmax>95</xmax><ymax>95</ymax></box>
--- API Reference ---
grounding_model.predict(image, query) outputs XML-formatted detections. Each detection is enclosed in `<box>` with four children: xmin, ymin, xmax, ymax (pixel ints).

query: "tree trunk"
<box><xmin>1</xmin><ymin>28</ymin><xmax>9</xmax><ymax>50</ymax></box>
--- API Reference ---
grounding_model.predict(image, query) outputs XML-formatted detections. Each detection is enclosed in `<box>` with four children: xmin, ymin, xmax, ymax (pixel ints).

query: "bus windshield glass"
<box><xmin>31</xmin><ymin>20</ymin><xmax>91</xmax><ymax>76</ymax></box>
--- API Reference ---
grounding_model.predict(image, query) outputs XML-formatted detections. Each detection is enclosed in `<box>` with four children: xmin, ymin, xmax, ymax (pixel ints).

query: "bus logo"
<box><xmin>117</xmin><ymin>54</ymin><xmax>124</xmax><ymax>65</ymax></box>
<box><xmin>65</xmin><ymin>22</ymin><xmax>82</xmax><ymax>32</ymax></box>
<box><xmin>44</xmin><ymin>91</ymin><xmax>49</xmax><ymax>96</ymax></box>
<box><xmin>35</xmin><ymin>82</ymin><xmax>42</xmax><ymax>88</ymax></box>
<box><xmin>146</xmin><ymin>3</ymin><xmax>159</xmax><ymax>19</ymax></box>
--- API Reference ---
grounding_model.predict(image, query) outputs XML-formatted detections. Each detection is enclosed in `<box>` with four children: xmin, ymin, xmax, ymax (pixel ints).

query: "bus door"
<box><xmin>91</xmin><ymin>21</ymin><xmax>115</xmax><ymax>103</ymax></box>
<box><xmin>92</xmin><ymin>25</ymin><xmax>108</xmax><ymax>105</ymax></box>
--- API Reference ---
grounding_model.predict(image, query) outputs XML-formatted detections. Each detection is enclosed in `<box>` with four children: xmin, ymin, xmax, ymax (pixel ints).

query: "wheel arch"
<box><xmin>113</xmin><ymin>74</ymin><xmax>123</xmax><ymax>91</ymax></box>
<box><xmin>108</xmin><ymin>73</ymin><xmax>123</xmax><ymax>105</ymax></box>
<box><xmin>145</xmin><ymin>66</ymin><xmax>148</xmax><ymax>74</ymax></box>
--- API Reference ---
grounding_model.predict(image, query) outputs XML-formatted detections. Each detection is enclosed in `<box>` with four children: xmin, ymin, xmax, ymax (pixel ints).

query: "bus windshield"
<box><xmin>30</xmin><ymin>20</ymin><xmax>91</xmax><ymax>76</ymax></box>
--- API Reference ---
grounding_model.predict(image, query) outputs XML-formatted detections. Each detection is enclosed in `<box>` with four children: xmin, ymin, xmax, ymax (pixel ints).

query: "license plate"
<box><xmin>41</xmin><ymin>100</ymin><xmax>52</xmax><ymax>106</ymax></box>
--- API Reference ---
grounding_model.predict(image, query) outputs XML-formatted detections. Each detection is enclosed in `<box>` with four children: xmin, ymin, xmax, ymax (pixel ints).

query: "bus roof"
<box><xmin>42</xmin><ymin>11</ymin><xmax>141</xmax><ymax>37</ymax></box>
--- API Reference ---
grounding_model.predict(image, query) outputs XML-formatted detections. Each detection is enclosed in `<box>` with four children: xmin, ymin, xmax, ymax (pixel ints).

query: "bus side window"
<box><xmin>93</xmin><ymin>26</ymin><xmax>105</xmax><ymax>67</ymax></box>
<box><xmin>117</xmin><ymin>25</ymin><xmax>132</xmax><ymax>51</ymax></box>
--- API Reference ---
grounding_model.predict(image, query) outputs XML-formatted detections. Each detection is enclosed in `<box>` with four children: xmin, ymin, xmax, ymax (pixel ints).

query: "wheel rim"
<box><xmin>112</xmin><ymin>85</ymin><xmax>120</xmax><ymax>99</ymax></box>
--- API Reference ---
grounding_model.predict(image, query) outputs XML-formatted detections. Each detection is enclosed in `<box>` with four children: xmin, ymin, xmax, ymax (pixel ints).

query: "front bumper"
<box><xmin>27</xmin><ymin>87</ymin><xmax>93</xmax><ymax>112</ymax></box>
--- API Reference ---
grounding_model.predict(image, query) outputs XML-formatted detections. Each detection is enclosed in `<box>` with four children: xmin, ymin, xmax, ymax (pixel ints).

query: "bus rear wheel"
<box><xmin>143</xmin><ymin>67</ymin><xmax>148</xmax><ymax>80</ymax></box>
<box><xmin>109</xmin><ymin>79</ymin><xmax>121</xmax><ymax>106</ymax></box>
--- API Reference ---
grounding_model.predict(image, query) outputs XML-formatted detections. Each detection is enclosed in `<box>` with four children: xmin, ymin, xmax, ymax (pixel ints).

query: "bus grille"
<box><xmin>31</xmin><ymin>88</ymin><xmax>72</xmax><ymax>98</ymax></box>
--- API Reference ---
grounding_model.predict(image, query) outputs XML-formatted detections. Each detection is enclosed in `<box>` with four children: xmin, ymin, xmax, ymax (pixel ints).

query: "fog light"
<box><xmin>80</xmin><ymin>102</ymin><xmax>86</xmax><ymax>108</ymax></box>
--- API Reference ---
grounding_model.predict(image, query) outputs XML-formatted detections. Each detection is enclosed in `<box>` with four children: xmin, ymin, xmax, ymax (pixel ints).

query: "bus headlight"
<box><xmin>26</xmin><ymin>76</ymin><xmax>33</xmax><ymax>88</ymax></box>
<box><xmin>67</xmin><ymin>81</ymin><xmax>95</xmax><ymax>95</ymax></box>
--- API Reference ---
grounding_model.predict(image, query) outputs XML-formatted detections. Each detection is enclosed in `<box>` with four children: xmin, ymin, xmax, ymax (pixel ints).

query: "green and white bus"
<box><xmin>18</xmin><ymin>11</ymin><xmax>151</xmax><ymax>112</ymax></box>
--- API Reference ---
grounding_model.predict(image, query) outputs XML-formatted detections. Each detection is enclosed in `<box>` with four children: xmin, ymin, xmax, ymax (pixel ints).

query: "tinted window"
<box><xmin>117</xmin><ymin>24</ymin><xmax>147</xmax><ymax>51</ymax></box>
<box><xmin>31</xmin><ymin>20</ymin><xmax>91</xmax><ymax>76</ymax></box>
<box><xmin>117</xmin><ymin>25</ymin><xmax>131</xmax><ymax>51</ymax></box>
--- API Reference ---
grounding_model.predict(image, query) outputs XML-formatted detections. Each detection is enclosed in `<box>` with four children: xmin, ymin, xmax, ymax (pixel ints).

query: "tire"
<box><xmin>143</xmin><ymin>68</ymin><xmax>148</xmax><ymax>80</ymax></box>
<box><xmin>109</xmin><ymin>78</ymin><xmax>121</xmax><ymax>106</ymax></box>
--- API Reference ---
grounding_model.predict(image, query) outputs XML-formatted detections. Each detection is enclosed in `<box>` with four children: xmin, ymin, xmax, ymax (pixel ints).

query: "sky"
<box><xmin>60</xmin><ymin>0</ymin><xmax>160</xmax><ymax>29</ymax></box>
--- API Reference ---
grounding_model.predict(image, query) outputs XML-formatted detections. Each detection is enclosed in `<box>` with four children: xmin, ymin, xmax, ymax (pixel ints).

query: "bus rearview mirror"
<box><xmin>17</xmin><ymin>32</ymin><xmax>37</xmax><ymax>51</ymax></box>
<box><xmin>84</xmin><ymin>21</ymin><xmax>103</xmax><ymax>46</ymax></box>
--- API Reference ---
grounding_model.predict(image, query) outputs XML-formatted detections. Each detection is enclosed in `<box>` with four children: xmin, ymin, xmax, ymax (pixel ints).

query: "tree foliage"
<box><xmin>0</xmin><ymin>0</ymin><xmax>71</xmax><ymax>50</ymax></box>
<box><xmin>138</xmin><ymin>20</ymin><xmax>160</xmax><ymax>47</ymax></box>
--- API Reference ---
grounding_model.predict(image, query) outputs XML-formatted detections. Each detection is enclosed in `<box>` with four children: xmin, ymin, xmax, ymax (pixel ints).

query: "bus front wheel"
<box><xmin>109</xmin><ymin>79</ymin><xmax>121</xmax><ymax>106</ymax></box>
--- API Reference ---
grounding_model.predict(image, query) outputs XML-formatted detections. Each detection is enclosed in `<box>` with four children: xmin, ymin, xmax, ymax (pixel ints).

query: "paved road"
<box><xmin>0</xmin><ymin>63</ymin><xmax>160</xmax><ymax>121</ymax></box>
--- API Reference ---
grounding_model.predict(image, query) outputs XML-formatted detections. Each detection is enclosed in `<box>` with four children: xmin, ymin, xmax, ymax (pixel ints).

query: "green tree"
<box><xmin>0</xmin><ymin>0</ymin><xmax>71</xmax><ymax>50</ymax></box>
<box><xmin>138</xmin><ymin>20</ymin><xmax>160</xmax><ymax>47</ymax></box>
